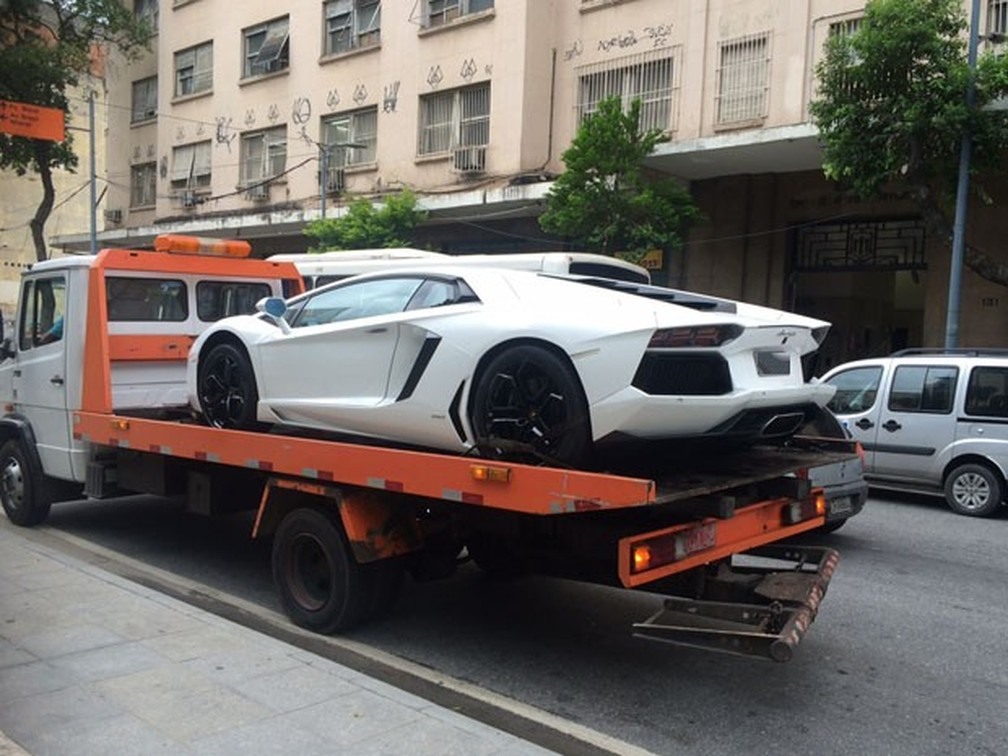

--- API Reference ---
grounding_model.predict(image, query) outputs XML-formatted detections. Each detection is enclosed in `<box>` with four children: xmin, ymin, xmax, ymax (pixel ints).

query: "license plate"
<box><xmin>829</xmin><ymin>496</ymin><xmax>853</xmax><ymax>516</ymax></box>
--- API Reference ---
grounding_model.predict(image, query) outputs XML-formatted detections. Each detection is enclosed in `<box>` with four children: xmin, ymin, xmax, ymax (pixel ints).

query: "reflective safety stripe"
<box><xmin>245</xmin><ymin>460</ymin><xmax>274</xmax><ymax>471</ymax></box>
<box><xmin>366</xmin><ymin>477</ymin><xmax>404</xmax><ymax>492</ymax></box>
<box><xmin>148</xmin><ymin>444</ymin><xmax>173</xmax><ymax>455</ymax></box>
<box><xmin>301</xmin><ymin>468</ymin><xmax>335</xmax><ymax>481</ymax></box>
<box><xmin>442</xmin><ymin>488</ymin><xmax>484</xmax><ymax>505</ymax></box>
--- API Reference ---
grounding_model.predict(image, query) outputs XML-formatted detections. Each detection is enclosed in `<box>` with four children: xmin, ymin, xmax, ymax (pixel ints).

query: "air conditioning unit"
<box><xmin>326</xmin><ymin>167</ymin><xmax>345</xmax><ymax>194</ymax></box>
<box><xmin>245</xmin><ymin>183</ymin><xmax>270</xmax><ymax>201</ymax></box>
<box><xmin>104</xmin><ymin>208</ymin><xmax>123</xmax><ymax>223</ymax></box>
<box><xmin>452</xmin><ymin>145</ymin><xmax>486</xmax><ymax>175</ymax></box>
<box><xmin>182</xmin><ymin>190</ymin><xmax>198</xmax><ymax>209</ymax></box>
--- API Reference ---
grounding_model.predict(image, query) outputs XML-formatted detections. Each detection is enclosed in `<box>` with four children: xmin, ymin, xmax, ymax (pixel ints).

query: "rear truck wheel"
<box><xmin>272</xmin><ymin>507</ymin><xmax>377</xmax><ymax>633</ymax></box>
<box><xmin>197</xmin><ymin>342</ymin><xmax>261</xmax><ymax>430</ymax></box>
<box><xmin>0</xmin><ymin>439</ymin><xmax>53</xmax><ymax>527</ymax></box>
<box><xmin>469</xmin><ymin>345</ymin><xmax>592</xmax><ymax>467</ymax></box>
<box><xmin>944</xmin><ymin>463</ymin><xmax>1004</xmax><ymax>517</ymax></box>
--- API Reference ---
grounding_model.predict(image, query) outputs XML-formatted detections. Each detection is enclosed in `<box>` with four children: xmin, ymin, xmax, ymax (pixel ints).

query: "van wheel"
<box><xmin>0</xmin><ymin>440</ymin><xmax>53</xmax><ymax>526</ymax></box>
<box><xmin>944</xmin><ymin>463</ymin><xmax>1004</xmax><ymax>517</ymax></box>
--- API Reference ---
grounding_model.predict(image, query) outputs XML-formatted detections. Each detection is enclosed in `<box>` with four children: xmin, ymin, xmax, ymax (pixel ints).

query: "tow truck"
<box><xmin>0</xmin><ymin>236</ymin><xmax>860</xmax><ymax>661</ymax></box>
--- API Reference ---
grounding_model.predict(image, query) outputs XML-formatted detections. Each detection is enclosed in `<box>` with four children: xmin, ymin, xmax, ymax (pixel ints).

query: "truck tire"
<box><xmin>272</xmin><ymin>507</ymin><xmax>374</xmax><ymax>633</ymax></box>
<box><xmin>944</xmin><ymin>463</ymin><xmax>1004</xmax><ymax>517</ymax></box>
<box><xmin>0</xmin><ymin>439</ymin><xmax>53</xmax><ymax>527</ymax></box>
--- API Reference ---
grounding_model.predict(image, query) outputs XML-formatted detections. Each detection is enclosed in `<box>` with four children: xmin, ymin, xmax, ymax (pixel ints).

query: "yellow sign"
<box><xmin>638</xmin><ymin>249</ymin><xmax>664</xmax><ymax>270</ymax></box>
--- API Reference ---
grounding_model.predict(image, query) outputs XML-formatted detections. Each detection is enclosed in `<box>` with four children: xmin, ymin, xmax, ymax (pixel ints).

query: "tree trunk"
<box><xmin>29</xmin><ymin>141</ymin><xmax>55</xmax><ymax>263</ymax></box>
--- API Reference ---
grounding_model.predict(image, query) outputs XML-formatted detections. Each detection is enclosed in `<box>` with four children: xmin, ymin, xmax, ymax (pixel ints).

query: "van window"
<box><xmin>825</xmin><ymin>366</ymin><xmax>883</xmax><ymax>414</ymax></box>
<box><xmin>965</xmin><ymin>366</ymin><xmax>1008</xmax><ymax>418</ymax></box>
<box><xmin>196</xmin><ymin>281</ymin><xmax>272</xmax><ymax>321</ymax></box>
<box><xmin>888</xmin><ymin>365</ymin><xmax>958</xmax><ymax>414</ymax></box>
<box><xmin>107</xmin><ymin>277</ymin><xmax>187</xmax><ymax>322</ymax></box>
<box><xmin>19</xmin><ymin>276</ymin><xmax>67</xmax><ymax>350</ymax></box>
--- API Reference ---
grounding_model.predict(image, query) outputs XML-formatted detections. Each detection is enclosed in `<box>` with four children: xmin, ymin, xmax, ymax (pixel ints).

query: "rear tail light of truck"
<box><xmin>783</xmin><ymin>491</ymin><xmax>827</xmax><ymax>525</ymax></box>
<box><xmin>647</xmin><ymin>324</ymin><xmax>743</xmax><ymax>349</ymax></box>
<box><xmin>631</xmin><ymin>521</ymin><xmax>718</xmax><ymax>574</ymax></box>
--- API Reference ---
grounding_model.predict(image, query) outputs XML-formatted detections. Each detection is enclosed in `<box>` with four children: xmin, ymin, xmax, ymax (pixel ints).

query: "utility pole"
<box><xmin>945</xmin><ymin>0</ymin><xmax>981</xmax><ymax>348</ymax></box>
<box><xmin>88</xmin><ymin>89</ymin><xmax>97</xmax><ymax>255</ymax></box>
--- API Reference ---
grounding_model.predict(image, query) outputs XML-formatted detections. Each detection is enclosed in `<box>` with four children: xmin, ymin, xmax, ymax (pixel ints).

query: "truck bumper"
<box><xmin>632</xmin><ymin>544</ymin><xmax>839</xmax><ymax>662</ymax></box>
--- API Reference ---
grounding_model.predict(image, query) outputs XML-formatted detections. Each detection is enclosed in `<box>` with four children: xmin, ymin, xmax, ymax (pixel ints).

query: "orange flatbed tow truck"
<box><xmin>0</xmin><ymin>236</ymin><xmax>857</xmax><ymax>662</ymax></box>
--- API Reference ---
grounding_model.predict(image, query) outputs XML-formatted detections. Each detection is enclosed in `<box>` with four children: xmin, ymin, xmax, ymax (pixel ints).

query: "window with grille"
<box><xmin>575</xmin><ymin>49</ymin><xmax>676</xmax><ymax>132</ymax></box>
<box><xmin>989</xmin><ymin>0</ymin><xmax>1008</xmax><ymax>46</ymax></box>
<box><xmin>322</xmin><ymin>107</ymin><xmax>378</xmax><ymax>165</ymax></box>
<box><xmin>418</xmin><ymin>82</ymin><xmax>490</xmax><ymax>155</ymax></box>
<box><xmin>828</xmin><ymin>17</ymin><xmax>862</xmax><ymax>37</ymax></box>
<box><xmin>324</xmin><ymin>0</ymin><xmax>381</xmax><ymax>55</ymax></box>
<box><xmin>244</xmin><ymin>16</ymin><xmax>290</xmax><ymax>78</ymax></box>
<box><xmin>135</xmin><ymin>0</ymin><xmax>158</xmax><ymax>31</ymax></box>
<box><xmin>716</xmin><ymin>33</ymin><xmax>770</xmax><ymax>126</ymax></box>
<box><xmin>171</xmin><ymin>141</ymin><xmax>212</xmax><ymax>190</ymax></box>
<box><xmin>423</xmin><ymin>0</ymin><xmax>493</xmax><ymax>28</ymax></box>
<box><xmin>130</xmin><ymin>162</ymin><xmax>157</xmax><ymax>208</ymax></box>
<box><xmin>174</xmin><ymin>42</ymin><xmax>213</xmax><ymax>97</ymax></box>
<box><xmin>131</xmin><ymin>77</ymin><xmax>157</xmax><ymax>122</ymax></box>
<box><xmin>240</xmin><ymin>126</ymin><xmax>287</xmax><ymax>184</ymax></box>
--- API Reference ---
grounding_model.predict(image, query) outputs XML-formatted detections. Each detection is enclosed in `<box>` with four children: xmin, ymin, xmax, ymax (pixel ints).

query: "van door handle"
<box><xmin>855</xmin><ymin>418</ymin><xmax>874</xmax><ymax>430</ymax></box>
<box><xmin>50</xmin><ymin>375</ymin><xmax>64</xmax><ymax>386</ymax></box>
<box><xmin>882</xmin><ymin>419</ymin><xmax>901</xmax><ymax>432</ymax></box>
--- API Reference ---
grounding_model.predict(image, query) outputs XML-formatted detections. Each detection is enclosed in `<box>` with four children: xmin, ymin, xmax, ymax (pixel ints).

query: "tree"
<box><xmin>811</xmin><ymin>0</ymin><xmax>1008</xmax><ymax>286</ymax></box>
<box><xmin>539</xmin><ymin>96</ymin><xmax>699</xmax><ymax>259</ymax></box>
<box><xmin>0</xmin><ymin>0</ymin><xmax>151</xmax><ymax>262</ymax></box>
<box><xmin>304</xmin><ymin>189</ymin><xmax>427</xmax><ymax>251</ymax></box>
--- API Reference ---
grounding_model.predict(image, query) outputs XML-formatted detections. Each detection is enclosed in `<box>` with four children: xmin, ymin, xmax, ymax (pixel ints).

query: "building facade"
<box><xmin>49</xmin><ymin>0</ymin><xmax>1008</xmax><ymax>364</ymax></box>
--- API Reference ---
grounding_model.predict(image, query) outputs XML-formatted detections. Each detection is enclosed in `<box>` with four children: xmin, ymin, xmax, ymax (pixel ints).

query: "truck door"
<box><xmin>11</xmin><ymin>274</ymin><xmax>74</xmax><ymax>479</ymax></box>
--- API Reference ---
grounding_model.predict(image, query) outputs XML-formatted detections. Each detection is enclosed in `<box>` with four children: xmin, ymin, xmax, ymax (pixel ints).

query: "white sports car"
<box><xmin>186</xmin><ymin>267</ymin><xmax>835</xmax><ymax>467</ymax></box>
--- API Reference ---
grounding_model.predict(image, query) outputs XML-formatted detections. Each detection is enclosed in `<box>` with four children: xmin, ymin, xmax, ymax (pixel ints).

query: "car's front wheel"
<box><xmin>197</xmin><ymin>342</ymin><xmax>261</xmax><ymax>430</ymax></box>
<box><xmin>469</xmin><ymin>345</ymin><xmax>591</xmax><ymax>467</ymax></box>
<box><xmin>944</xmin><ymin>463</ymin><xmax>1004</xmax><ymax>517</ymax></box>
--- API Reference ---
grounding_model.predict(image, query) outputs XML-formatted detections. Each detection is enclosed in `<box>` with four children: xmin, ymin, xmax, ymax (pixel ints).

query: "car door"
<box><xmin>869</xmin><ymin>363</ymin><xmax>958</xmax><ymax>485</ymax></box>
<box><xmin>256</xmin><ymin>276</ymin><xmax>424</xmax><ymax>426</ymax></box>
<box><xmin>823</xmin><ymin>363</ymin><xmax>887</xmax><ymax>473</ymax></box>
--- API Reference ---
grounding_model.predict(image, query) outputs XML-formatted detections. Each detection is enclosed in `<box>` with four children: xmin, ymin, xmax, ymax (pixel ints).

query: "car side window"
<box><xmin>888</xmin><ymin>365</ymin><xmax>958</xmax><ymax>414</ymax></box>
<box><xmin>291</xmin><ymin>277</ymin><xmax>424</xmax><ymax>327</ymax></box>
<box><xmin>405</xmin><ymin>278</ymin><xmax>480</xmax><ymax>311</ymax></box>
<box><xmin>965</xmin><ymin>366</ymin><xmax>1008</xmax><ymax>418</ymax></box>
<box><xmin>826</xmin><ymin>366</ymin><xmax>883</xmax><ymax>414</ymax></box>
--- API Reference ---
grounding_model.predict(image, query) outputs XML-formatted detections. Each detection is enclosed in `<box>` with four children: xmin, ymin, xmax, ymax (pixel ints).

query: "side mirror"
<box><xmin>0</xmin><ymin>337</ymin><xmax>14</xmax><ymax>361</ymax></box>
<box><xmin>256</xmin><ymin>296</ymin><xmax>291</xmax><ymax>334</ymax></box>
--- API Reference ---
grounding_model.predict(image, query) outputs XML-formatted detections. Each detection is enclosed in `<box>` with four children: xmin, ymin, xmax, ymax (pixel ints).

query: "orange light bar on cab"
<box><xmin>154</xmin><ymin>234</ymin><xmax>252</xmax><ymax>258</ymax></box>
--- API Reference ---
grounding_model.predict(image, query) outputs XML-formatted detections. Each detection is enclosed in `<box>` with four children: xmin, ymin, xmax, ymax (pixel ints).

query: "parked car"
<box><xmin>819</xmin><ymin>349</ymin><xmax>1008</xmax><ymax>517</ymax></box>
<box><xmin>187</xmin><ymin>267</ymin><xmax>835</xmax><ymax>468</ymax></box>
<box><xmin>800</xmin><ymin>406</ymin><xmax>868</xmax><ymax>532</ymax></box>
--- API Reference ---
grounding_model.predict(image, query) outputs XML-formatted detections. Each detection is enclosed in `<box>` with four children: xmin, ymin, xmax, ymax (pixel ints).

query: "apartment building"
<box><xmin>50</xmin><ymin>0</ymin><xmax>1008</xmax><ymax>362</ymax></box>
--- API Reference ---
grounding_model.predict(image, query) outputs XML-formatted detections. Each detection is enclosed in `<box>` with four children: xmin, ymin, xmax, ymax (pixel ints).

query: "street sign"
<box><xmin>0</xmin><ymin>99</ymin><xmax>66</xmax><ymax>142</ymax></box>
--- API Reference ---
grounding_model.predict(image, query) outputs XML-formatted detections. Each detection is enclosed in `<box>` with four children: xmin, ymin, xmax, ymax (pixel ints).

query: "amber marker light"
<box><xmin>816</xmin><ymin>492</ymin><xmax>828</xmax><ymax>517</ymax></box>
<box><xmin>469</xmin><ymin>464</ymin><xmax>511</xmax><ymax>483</ymax></box>
<box><xmin>154</xmin><ymin>234</ymin><xmax>252</xmax><ymax>258</ymax></box>
<box><xmin>633</xmin><ymin>544</ymin><xmax>652</xmax><ymax>573</ymax></box>
<box><xmin>111</xmin><ymin>419</ymin><xmax>130</xmax><ymax>431</ymax></box>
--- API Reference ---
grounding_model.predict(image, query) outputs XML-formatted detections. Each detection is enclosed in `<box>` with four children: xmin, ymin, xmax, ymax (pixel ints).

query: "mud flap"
<box><xmin>632</xmin><ymin>545</ymin><xmax>839</xmax><ymax>662</ymax></box>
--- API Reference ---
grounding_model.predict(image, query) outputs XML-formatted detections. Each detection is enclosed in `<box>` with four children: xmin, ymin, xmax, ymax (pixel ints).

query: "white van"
<box><xmin>269</xmin><ymin>248</ymin><xmax>652</xmax><ymax>289</ymax></box>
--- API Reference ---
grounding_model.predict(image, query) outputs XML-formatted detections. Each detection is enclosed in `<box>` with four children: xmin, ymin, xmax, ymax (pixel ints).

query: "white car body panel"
<box><xmin>187</xmin><ymin>267</ymin><xmax>834</xmax><ymax>453</ymax></box>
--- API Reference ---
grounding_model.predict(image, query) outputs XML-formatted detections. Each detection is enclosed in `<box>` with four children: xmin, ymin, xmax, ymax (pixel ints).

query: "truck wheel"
<box><xmin>470</xmin><ymin>345</ymin><xmax>592</xmax><ymax>467</ymax></box>
<box><xmin>272</xmin><ymin>507</ymin><xmax>373</xmax><ymax>633</ymax></box>
<box><xmin>0</xmin><ymin>440</ymin><xmax>53</xmax><ymax>526</ymax></box>
<box><xmin>944</xmin><ymin>463</ymin><xmax>1004</xmax><ymax>517</ymax></box>
<box><xmin>197</xmin><ymin>342</ymin><xmax>261</xmax><ymax>430</ymax></box>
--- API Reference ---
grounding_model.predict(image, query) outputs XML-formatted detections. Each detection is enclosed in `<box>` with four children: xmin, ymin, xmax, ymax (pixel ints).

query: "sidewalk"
<box><xmin>0</xmin><ymin>522</ymin><xmax>554</xmax><ymax>756</ymax></box>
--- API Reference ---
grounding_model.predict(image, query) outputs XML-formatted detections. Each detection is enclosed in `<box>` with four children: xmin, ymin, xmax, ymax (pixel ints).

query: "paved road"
<box><xmin>36</xmin><ymin>491</ymin><xmax>1008</xmax><ymax>756</ymax></box>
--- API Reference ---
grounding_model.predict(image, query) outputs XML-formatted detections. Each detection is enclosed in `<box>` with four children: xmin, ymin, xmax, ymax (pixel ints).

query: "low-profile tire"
<box><xmin>272</xmin><ymin>507</ymin><xmax>373</xmax><ymax>633</ymax></box>
<box><xmin>469</xmin><ymin>345</ymin><xmax>592</xmax><ymax>467</ymax></box>
<box><xmin>944</xmin><ymin>463</ymin><xmax>1004</xmax><ymax>517</ymax></box>
<box><xmin>197</xmin><ymin>342</ymin><xmax>261</xmax><ymax>430</ymax></box>
<box><xmin>0</xmin><ymin>439</ymin><xmax>53</xmax><ymax>527</ymax></box>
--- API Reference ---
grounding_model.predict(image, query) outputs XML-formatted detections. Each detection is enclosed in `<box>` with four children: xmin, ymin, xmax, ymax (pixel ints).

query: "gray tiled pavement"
<box><xmin>0</xmin><ymin>523</ymin><xmax>556</xmax><ymax>756</ymax></box>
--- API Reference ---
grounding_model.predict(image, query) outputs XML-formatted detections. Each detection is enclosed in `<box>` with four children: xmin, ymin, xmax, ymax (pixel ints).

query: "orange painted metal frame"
<box><xmin>617</xmin><ymin>500</ymin><xmax>826</xmax><ymax>588</ymax></box>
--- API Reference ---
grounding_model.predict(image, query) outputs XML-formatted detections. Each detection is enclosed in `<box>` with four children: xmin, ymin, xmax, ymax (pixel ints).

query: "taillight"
<box><xmin>783</xmin><ymin>491</ymin><xmax>827</xmax><ymax>525</ymax></box>
<box><xmin>648</xmin><ymin>324</ymin><xmax>743</xmax><ymax>348</ymax></box>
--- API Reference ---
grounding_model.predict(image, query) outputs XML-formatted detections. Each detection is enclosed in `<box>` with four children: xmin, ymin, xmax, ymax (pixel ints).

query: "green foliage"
<box><xmin>304</xmin><ymin>190</ymin><xmax>427</xmax><ymax>250</ymax></box>
<box><xmin>811</xmin><ymin>0</ymin><xmax>1008</xmax><ymax>206</ymax></box>
<box><xmin>539</xmin><ymin>97</ymin><xmax>699</xmax><ymax>256</ymax></box>
<box><xmin>0</xmin><ymin>0</ymin><xmax>152</xmax><ymax>260</ymax></box>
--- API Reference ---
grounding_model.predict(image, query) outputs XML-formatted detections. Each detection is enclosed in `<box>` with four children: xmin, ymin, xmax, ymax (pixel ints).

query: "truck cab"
<box><xmin>0</xmin><ymin>235</ymin><xmax>302</xmax><ymax>487</ymax></box>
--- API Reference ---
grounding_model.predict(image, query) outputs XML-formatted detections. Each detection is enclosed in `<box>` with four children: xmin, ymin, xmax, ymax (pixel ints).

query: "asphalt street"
<box><xmin>30</xmin><ymin>490</ymin><xmax>1008</xmax><ymax>756</ymax></box>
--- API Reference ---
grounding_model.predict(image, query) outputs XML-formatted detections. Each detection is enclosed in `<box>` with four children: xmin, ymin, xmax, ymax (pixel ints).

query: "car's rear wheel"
<box><xmin>469</xmin><ymin>345</ymin><xmax>591</xmax><ymax>467</ymax></box>
<box><xmin>198</xmin><ymin>342</ymin><xmax>261</xmax><ymax>430</ymax></box>
<box><xmin>944</xmin><ymin>463</ymin><xmax>1004</xmax><ymax>517</ymax></box>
